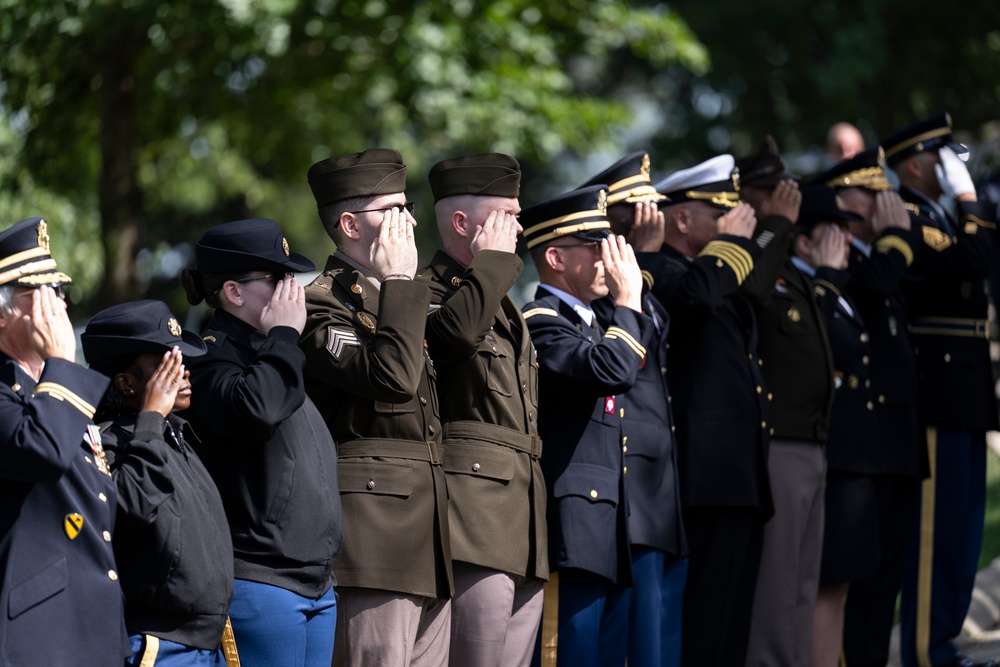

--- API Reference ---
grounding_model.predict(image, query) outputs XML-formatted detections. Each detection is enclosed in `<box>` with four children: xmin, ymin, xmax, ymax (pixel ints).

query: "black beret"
<box><xmin>428</xmin><ymin>152</ymin><xmax>521</xmax><ymax>203</ymax></box>
<box><xmin>82</xmin><ymin>300</ymin><xmax>207</xmax><ymax>368</ymax></box>
<box><xmin>579</xmin><ymin>151</ymin><xmax>667</xmax><ymax>205</ymax></box>
<box><xmin>195</xmin><ymin>218</ymin><xmax>315</xmax><ymax>274</ymax></box>
<box><xmin>521</xmin><ymin>185</ymin><xmax>611</xmax><ymax>250</ymax></box>
<box><xmin>308</xmin><ymin>148</ymin><xmax>408</xmax><ymax>208</ymax></box>
<box><xmin>880</xmin><ymin>112</ymin><xmax>965</xmax><ymax>165</ymax></box>
<box><xmin>735</xmin><ymin>136</ymin><xmax>798</xmax><ymax>188</ymax></box>
<box><xmin>809</xmin><ymin>147</ymin><xmax>893</xmax><ymax>192</ymax></box>
<box><xmin>0</xmin><ymin>217</ymin><xmax>73</xmax><ymax>288</ymax></box>
<box><xmin>797</xmin><ymin>185</ymin><xmax>863</xmax><ymax>235</ymax></box>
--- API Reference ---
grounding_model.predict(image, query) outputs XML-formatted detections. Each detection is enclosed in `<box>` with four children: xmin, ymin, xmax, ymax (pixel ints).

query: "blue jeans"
<box><xmin>127</xmin><ymin>634</ymin><xmax>226</xmax><ymax>666</ymax></box>
<box><xmin>228</xmin><ymin>579</ymin><xmax>337</xmax><ymax>667</ymax></box>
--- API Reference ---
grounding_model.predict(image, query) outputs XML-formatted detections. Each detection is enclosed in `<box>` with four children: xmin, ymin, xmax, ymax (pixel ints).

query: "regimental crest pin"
<box><xmin>167</xmin><ymin>317</ymin><xmax>182</xmax><ymax>337</ymax></box>
<box><xmin>64</xmin><ymin>513</ymin><xmax>84</xmax><ymax>540</ymax></box>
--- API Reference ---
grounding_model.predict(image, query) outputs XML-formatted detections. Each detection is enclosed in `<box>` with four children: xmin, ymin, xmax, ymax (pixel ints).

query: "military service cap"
<box><xmin>811</xmin><ymin>147</ymin><xmax>893</xmax><ymax>192</ymax></box>
<box><xmin>880</xmin><ymin>112</ymin><xmax>965</xmax><ymax>165</ymax></box>
<box><xmin>82</xmin><ymin>299</ymin><xmax>207</xmax><ymax>368</ymax></box>
<box><xmin>579</xmin><ymin>151</ymin><xmax>667</xmax><ymax>205</ymax></box>
<box><xmin>796</xmin><ymin>185</ymin><xmax>862</xmax><ymax>234</ymax></box>
<box><xmin>428</xmin><ymin>153</ymin><xmax>521</xmax><ymax>202</ymax></box>
<box><xmin>308</xmin><ymin>148</ymin><xmax>408</xmax><ymax>208</ymax></box>
<box><xmin>0</xmin><ymin>217</ymin><xmax>73</xmax><ymax>288</ymax></box>
<box><xmin>735</xmin><ymin>136</ymin><xmax>798</xmax><ymax>188</ymax></box>
<box><xmin>655</xmin><ymin>155</ymin><xmax>742</xmax><ymax>209</ymax></box>
<box><xmin>521</xmin><ymin>185</ymin><xmax>612</xmax><ymax>250</ymax></box>
<box><xmin>195</xmin><ymin>218</ymin><xmax>315</xmax><ymax>274</ymax></box>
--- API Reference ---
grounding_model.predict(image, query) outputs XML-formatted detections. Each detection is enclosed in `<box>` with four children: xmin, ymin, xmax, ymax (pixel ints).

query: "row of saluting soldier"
<box><xmin>0</xmin><ymin>111</ymin><xmax>995</xmax><ymax>667</ymax></box>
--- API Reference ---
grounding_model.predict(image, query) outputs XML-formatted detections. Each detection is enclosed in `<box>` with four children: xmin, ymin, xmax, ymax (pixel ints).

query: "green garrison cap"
<box><xmin>428</xmin><ymin>153</ymin><xmax>521</xmax><ymax>203</ymax></box>
<box><xmin>307</xmin><ymin>148</ymin><xmax>408</xmax><ymax>208</ymax></box>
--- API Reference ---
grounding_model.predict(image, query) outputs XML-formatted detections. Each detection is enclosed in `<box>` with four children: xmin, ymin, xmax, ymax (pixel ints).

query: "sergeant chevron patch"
<box><xmin>326</xmin><ymin>327</ymin><xmax>361</xmax><ymax>359</ymax></box>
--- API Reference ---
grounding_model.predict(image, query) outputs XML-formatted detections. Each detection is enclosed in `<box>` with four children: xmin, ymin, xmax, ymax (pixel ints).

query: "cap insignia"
<box><xmin>597</xmin><ymin>189</ymin><xmax>608</xmax><ymax>216</ymax></box>
<box><xmin>282</xmin><ymin>237</ymin><xmax>290</xmax><ymax>257</ymax></box>
<box><xmin>168</xmin><ymin>317</ymin><xmax>182</xmax><ymax>337</ymax></box>
<box><xmin>731</xmin><ymin>167</ymin><xmax>741</xmax><ymax>192</ymax></box>
<box><xmin>640</xmin><ymin>154</ymin><xmax>651</xmax><ymax>178</ymax></box>
<box><xmin>37</xmin><ymin>220</ymin><xmax>50</xmax><ymax>252</ymax></box>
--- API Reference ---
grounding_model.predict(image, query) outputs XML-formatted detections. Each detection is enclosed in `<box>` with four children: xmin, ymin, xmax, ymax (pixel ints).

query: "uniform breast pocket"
<box><xmin>8</xmin><ymin>556</ymin><xmax>68</xmax><ymax>620</ymax></box>
<box><xmin>338</xmin><ymin>460</ymin><xmax>413</xmax><ymax>498</ymax></box>
<box><xmin>478</xmin><ymin>339</ymin><xmax>516</xmax><ymax>397</ymax></box>
<box><xmin>443</xmin><ymin>442</ymin><xmax>516</xmax><ymax>483</ymax></box>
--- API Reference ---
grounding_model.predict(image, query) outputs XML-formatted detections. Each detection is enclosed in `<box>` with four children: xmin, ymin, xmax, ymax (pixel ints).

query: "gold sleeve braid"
<box><xmin>698</xmin><ymin>240</ymin><xmax>754</xmax><ymax>284</ymax></box>
<box><xmin>32</xmin><ymin>382</ymin><xmax>97</xmax><ymax>419</ymax></box>
<box><xmin>875</xmin><ymin>235</ymin><xmax>915</xmax><ymax>266</ymax></box>
<box><xmin>605</xmin><ymin>326</ymin><xmax>646</xmax><ymax>359</ymax></box>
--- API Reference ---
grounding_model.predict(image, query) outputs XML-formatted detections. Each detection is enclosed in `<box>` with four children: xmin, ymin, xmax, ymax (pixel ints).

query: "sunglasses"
<box><xmin>231</xmin><ymin>273</ymin><xmax>286</xmax><ymax>286</ymax></box>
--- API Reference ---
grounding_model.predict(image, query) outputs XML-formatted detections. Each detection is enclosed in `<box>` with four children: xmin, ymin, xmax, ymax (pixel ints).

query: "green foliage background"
<box><xmin>0</xmin><ymin>0</ymin><xmax>998</xmax><ymax>319</ymax></box>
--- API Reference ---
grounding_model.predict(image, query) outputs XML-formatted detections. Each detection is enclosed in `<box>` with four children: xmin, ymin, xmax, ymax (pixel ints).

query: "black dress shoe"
<box><xmin>941</xmin><ymin>655</ymin><xmax>1000</xmax><ymax>667</ymax></box>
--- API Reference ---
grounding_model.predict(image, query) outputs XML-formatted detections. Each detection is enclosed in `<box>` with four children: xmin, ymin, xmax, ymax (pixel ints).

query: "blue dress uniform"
<box><xmin>593</xmin><ymin>292</ymin><xmax>687</xmax><ymax>667</ymax></box>
<box><xmin>580</xmin><ymin>149</ymin><xmax>688</xmax><ymax>667</ymax></box>
<box><xmin>0</xmin><ymin>217</ymin><xmax>127</xmax><ymax>666</ymax></box>
<box><xmin>521</xmin><ymin>185</ymin><xmax>654</xmax><ymax>667</ymax></box>
<box><xmin>884</xmin><ymin>114</ymin><xmax>1000</xmax><ymax>667</ymax></box>
<box><xmin>811</xmin><ymin>150</ymin><xmax>925</xmax><ymax>666</ymax></box>
<box><xmin>639</xmin><ymin>156</ymin><xmax>774</xmax><ymax>667</ymax></box>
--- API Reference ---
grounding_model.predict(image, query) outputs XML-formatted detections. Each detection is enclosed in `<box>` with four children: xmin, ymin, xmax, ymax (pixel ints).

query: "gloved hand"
<box><xmin>935</xmin><ymin>145</ymin><xmax>975</xmax><ymax>199</ymax></box>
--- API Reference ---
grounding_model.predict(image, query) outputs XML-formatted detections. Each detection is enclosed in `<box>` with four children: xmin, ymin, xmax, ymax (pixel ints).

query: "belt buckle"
<box><xmin>426</xmin><ymin>440</ymin><xmax>441</xmax><ymax>465</ymax></box>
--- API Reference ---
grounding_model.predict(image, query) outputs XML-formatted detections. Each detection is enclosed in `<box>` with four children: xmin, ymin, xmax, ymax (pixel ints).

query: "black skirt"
<box><xmin>819</xmin><ymin>472</ymin><xmax>880</xmax><ymax>585</ymax></box>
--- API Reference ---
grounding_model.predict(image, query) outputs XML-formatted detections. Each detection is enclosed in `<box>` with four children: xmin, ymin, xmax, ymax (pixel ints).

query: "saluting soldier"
<box><xmin>81</xmin><ymin>300</ymin><xmax>235</xmax><ymax>667</ymax></box>
<box><xmin>580</xmin><ymin>152</ymin><xmax>688</xmax><ymax>667</ymax></box>
<box><xmin>636</xmin><ymin>155</ymin><xmax>772</xmax><ymax>667</ymax></box>
<box><xmin>735</xmin><ymin>139</ymin><xmax>834</xmax><ymax>667</ymax></box>
<box><xmin>521</xmin><ymin>185</ymin><xmax>653</xmax><ymax>667</ymax></box>
<box><xmin>790</xmin><ymin>187</ymin><xmax>881</xmax><ymax>667</ymax></box>
<box><xmin>180</xmin><ymin>219</ymin><xmax>341</xmax><ymax>667</ymax></box>
<box><xmin>882</xmin><ymin>113</ymin><xmax>999</xmax><ymax>667</ymax></box>
<box><xmin>414</xmin><ymin>153</ymin><xmax>548</xmax><ymax>666</ymax></box>
<box><xmin>301</xmin><ymin>149</ymin><xmax>453</xmax><ymax>666</ymax></box>
<box><xmin>0</xmin><ymin>217</ymin><xmax>128</xmax><ymax>666</ymax></box>
<box><xmin>810</xmin><ymin>148</ymin><xmax>924</xmax><ymax>667</ymax></box>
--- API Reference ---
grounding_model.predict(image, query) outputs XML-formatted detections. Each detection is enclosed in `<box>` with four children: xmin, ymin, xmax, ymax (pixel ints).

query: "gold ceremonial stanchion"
<box><xmin>540</xmin><ymin>571</ymin><xmax>559</xmax><ymax>667</ymax></box>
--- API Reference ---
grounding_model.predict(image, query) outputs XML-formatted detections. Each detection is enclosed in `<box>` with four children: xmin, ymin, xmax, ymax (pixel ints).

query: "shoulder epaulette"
<box><xmin>699</xmin><ymin>239</ymin><xmax>753</xmax><ymax>283</ymax></box>
<box><xmin>523</xmin><ymin>307</ymin><xmax>559</xmax><ymax>320</ymax></box>
<box><xmin>202</xmin><ymin>331</ymin><xmax>227</xmax><ymax>346</ymax></box>
<box><xmin>813</xmin><ymin>278</ymin><xmax>841</xmax><ymax>297</ymax></box>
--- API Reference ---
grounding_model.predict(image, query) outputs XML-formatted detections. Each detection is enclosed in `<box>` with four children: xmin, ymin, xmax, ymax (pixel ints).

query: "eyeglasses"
<box><xmin>14</xmin><ymin>285</ymin><xmax>66</xmax><ymax>301</ymax></box>
<box><xmin>231</xmin><ymin>273</ymin><xmax>284</xmax><ymax>286</ymax></box>
<box><xmin>349</xmin><ymin>201</ymin><xmax>416</xmax><ymax>216</ymax></box>
<box><xmin>554</xmin><ymin>241</ymin><xmax>601</xmax><ymax>250</ymax></box>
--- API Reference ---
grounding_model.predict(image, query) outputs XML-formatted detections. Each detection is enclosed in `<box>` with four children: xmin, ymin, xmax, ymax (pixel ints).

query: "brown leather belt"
<box><xmin>909</xmin><ymin>317</ymin><xmax>999</xmax><ymax>340</ymax></box>
<box><xmin>443</xmin><ymin>421</ymin><xmax>542</xmax><ymax>460</ymax></box>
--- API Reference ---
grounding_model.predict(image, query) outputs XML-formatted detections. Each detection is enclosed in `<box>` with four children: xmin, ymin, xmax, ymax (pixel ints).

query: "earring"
<box><xmin>126</xmin><ymin>388</ymin><xmax>135</xmax><ymax>396</ymax></box>
<box><xmin>237</xmin><ymin>299</ymin><xmax>244</xmax><ymax>306</ymax></box>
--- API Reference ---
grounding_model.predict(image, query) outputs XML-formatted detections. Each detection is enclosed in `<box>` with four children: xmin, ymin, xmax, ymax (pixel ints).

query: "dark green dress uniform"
<box><xmin>883</xmin><ymin>112</ymin><xmax>1000</xmax><ymax>667</ymax></box>
<box><xmin>301</xmin><ymin>254</ymin><xmax>452</xmax><ymax>600</ymax></box>
<box><xmin>0</xmin><ymin>217</ymin><xmax>127</xmax><ymax>666</ymax></box>
<box><xmin>418</xmin><ymin>249</ymin><xmax>547</xmax><ymax>580</ymax></box>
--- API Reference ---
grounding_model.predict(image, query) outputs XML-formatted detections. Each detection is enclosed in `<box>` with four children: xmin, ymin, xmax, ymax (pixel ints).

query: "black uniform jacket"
<box><xmin>811</xmin><ymin>266</ymin><xmax>882</xmax><ymax>474</ymax></box>
<box><xmin>593</xmin><ymin>292</ymin><xmax>687</xmax><ymax>558</ymax></box>
<box><xmin>900</xmin><ymin>187</ymin><xmax>999</xmax><ymax>433</ymax></box>
<box><xmin>0</xmin><ymin>356</ymin><xmax>128</xmax><ymax>667</ymax></box>
<box><xmin>523</xmin><ymin>288</ymin><xmax>653</xmax><ymax>585</ymax></box>
<box><xmin>417</xmin><ymin>249</ymin><xmax>548</xmax><ymax>581</ymax></box>
<box><xmin>186</xmin><ymin>310</ymin><xmax>342</xmax><ymax>599</ymax></box>
<box><xmin>845</xmin><ymin>229</ymin><xmax>924</xmax><ymax>479</ymax></box>
<box><xmin>638</xmin><ymin>235</ymin><xmax>773</xmax><ymax>516</ymax></box>
<box><xmin>301</xmin><ymin>253</ymin><xmax>452</xmax><ymax>599</ymax></box>
<box><xmin>749</xmin><ymin>258</ymin><xmax>835</xmax><ymax>444</ymax></box>
<box><xmin>101</xmin><ymin>411</ymin><xmax>233</xmax><ymax>650</ymax></box>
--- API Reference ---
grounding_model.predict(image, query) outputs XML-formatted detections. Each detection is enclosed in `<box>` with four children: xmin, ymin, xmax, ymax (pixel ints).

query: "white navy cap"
<box><xmin>654</xmin><ymin>154</ymin><xmax>742</xmax><ymax>209</ymax></box>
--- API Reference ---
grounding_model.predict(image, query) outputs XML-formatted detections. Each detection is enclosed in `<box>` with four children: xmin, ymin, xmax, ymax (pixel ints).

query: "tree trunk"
<box><xmin>97</xmin><ymin>32</ymin><xmax>143</xmax><ymax>309</ymax></box>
